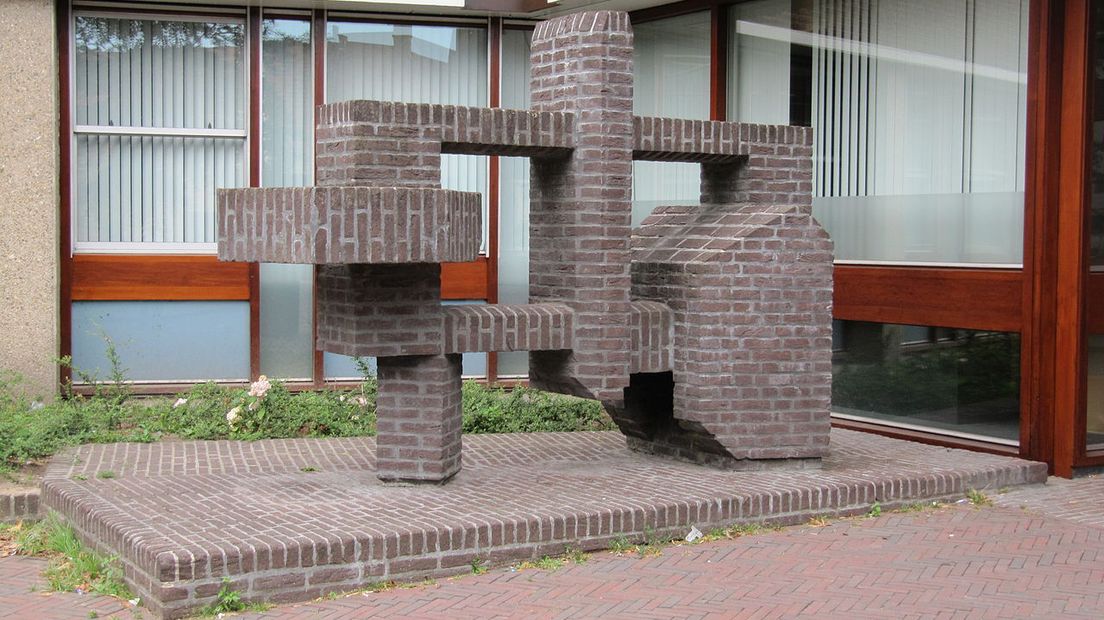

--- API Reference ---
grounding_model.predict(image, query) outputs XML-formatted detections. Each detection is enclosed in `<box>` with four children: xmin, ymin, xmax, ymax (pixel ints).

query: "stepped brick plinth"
<box><xmin>217</xmin><ymin>8</ymin><xmax>835</xmax><ymax>483</ymax></box>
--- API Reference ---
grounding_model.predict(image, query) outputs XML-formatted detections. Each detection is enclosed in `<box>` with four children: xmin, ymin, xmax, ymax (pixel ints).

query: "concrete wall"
<box><xmin>0</xmin><ymin>0</ymin><xmax>58</xmax><ymax>399</ymax></box>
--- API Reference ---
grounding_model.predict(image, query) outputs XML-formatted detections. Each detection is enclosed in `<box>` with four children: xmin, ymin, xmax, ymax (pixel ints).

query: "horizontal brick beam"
<box><xmin>217</xmin><ymin>187</ymin><xmax>481</xmax><ymax>265</ymax></box>
<box><xmin>318</xmin><ymin>100</ymin><xmax>575</xmax><ymax>160</ymax></box>
<box><xmin>443</xmin><ymin>303</ymin><xmax>574</xmax><ymax>353</ymax></box>
<box><xmin>632</xmin><ymin>116</ymin><xmax>812</xmax><ymax>164</ymax></box>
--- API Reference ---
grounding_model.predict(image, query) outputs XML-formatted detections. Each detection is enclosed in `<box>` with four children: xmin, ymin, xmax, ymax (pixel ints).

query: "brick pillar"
<box><xmin>314</xmin><ymin>101</ymin><xmax>462</xmax><ymax>484</ymax></box>
<box><xmin>528</xmin><ymin>12</ymin><xmax>635</xmax><ymax>404</ymax></box>
<box><xmin>375</xmin><ymin>354</ymin><xmax>463</xmax><ymax>483</ymax></box>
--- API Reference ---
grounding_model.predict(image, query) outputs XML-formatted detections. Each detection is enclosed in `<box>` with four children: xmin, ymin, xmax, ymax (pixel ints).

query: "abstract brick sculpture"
<box><xmin>218</xmin><ymin>10</ymin><xmax>833</xmax><ymax>484</ymax></box>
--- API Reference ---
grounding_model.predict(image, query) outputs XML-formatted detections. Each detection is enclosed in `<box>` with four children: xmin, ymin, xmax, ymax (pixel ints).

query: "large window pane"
<box><xmin>728</xmin><ymin>0</ymin><xmax>1028</xmax><ymax>265</ymax></box>
<box><xmin>73</xmin><ymin>15</ymin><xmax>247</xmax><ymax>248</ymax></box>
<box><xmin>260</xmin><ymin>18</ymin><xmax>314</xmax><ymax>380</ymax></box>
<box><xmin>832</xmin><ymin>321</ymin><xmax>1021</xmax><ymax>443</ymax></box>
<box><xmin>632</xmin><ymin>12</ymin><xmax>710</xmax><ymax>226</ymax></box>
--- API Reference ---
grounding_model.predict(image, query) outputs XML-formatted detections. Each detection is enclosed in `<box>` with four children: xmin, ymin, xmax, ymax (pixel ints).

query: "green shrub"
<box><xmin>0</xmin><ymin>365</ymin><xmax>613</xmax><ymax>471</ymax></box>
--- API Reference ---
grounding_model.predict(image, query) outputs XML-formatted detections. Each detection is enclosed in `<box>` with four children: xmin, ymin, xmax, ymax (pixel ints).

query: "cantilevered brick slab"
<box><xmin>217</xmin><ymin>187</ymin><xmax>481</xmax><ymax>265</ymax></box>
<box><xmin>443</xmin><ymin>303</ymin><xmax>574</xmax><ymax>354</ymax></box>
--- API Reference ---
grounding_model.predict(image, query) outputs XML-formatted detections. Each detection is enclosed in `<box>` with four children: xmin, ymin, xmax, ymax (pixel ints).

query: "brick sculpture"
<box><xmin>218</xmin><ymin>10</ymin><xmax>833</xmax><ymax>484</ymax></box>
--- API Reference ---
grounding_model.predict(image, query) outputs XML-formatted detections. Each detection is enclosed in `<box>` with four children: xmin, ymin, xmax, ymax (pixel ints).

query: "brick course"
<box><xmin>40</xmin><ymin>430</ymin><xmax>1047</xmax><ymax>618</ymax></box>
<box><xmin>443</xmin><ymin>303</ymin><xmax>574</xmax><ymax>354</ymax></box>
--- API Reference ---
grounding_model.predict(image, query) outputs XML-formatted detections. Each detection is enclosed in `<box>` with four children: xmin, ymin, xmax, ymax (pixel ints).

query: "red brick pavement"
<box><xmin>6</xmin><ymin>479</ymin><xmax>1103</xmax><ymax>619</ymax></box>
<box><xmin>231</xmin><ymin>502</ymin><xmax>1104</xmax><ymax>620</ymax></box>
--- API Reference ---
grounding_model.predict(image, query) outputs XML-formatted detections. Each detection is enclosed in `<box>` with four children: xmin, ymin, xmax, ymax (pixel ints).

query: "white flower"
<box><xmin>339</xmin><ymin>395</ymin><xmax>346</xmax><ymax>402</ymax></box>
<box><xmin>355</xmin><ymin>396</ymin><xmax>368</xmax><ymax>407</ymax></box>
<box><xmin>248</xmin><ymin>375</ymin><xmax>271</xmax><ymax>398</ymax></box>
<box><xmin>173</xmin><ymin>398</ymin><xmax>188</xmax><ymax>409</ymax></box>
<box><xmin>226</xmin><ymin>407</ymin><xmax>241</xmax><ymax>427</ymax></box>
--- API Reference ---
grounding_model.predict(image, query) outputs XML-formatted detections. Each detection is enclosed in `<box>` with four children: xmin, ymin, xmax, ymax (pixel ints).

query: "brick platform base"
<box><xmin>0</xmin><ymin>489</ymin><xmax>39</xmax><ymax>524</ymax></box>
<box><xmin>41</xmin><ymin>430</ymin><xmax>1046</xmax><ymax>619</ymax></box>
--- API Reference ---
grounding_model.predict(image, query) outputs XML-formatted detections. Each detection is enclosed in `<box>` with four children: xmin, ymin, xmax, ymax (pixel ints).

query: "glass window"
<box><xmin>498</xmin><ymin>28</ymin><xmax>533</xmax><ymax>377</ymax></box>
<box><xmin>632</xmin><ymin>12</ymin><xmax>710</xmax><ymax>226</ymax></box>
<box><xmin>832</xmin><ymin>321</ymin><xmax>1021</xmax><ymax>443</ymax></box>
<box><xmin>73</xmin><ymin>15</ymin><xmax>247</xmax><ymax>250</ymax></box>
<box><xmin>326</xmin><ymin>21</ymin><xmax>489</xmax><ymax>252</ymax></box>
<box><xmin>260</xmin><ymin>18</ymin><xmax>314</xmax><ymax>381</ymax></box>
<box><xmin>729</xmin><ymin>0</ymin><xmax>1028</xmax><ymax>265</ymax></box>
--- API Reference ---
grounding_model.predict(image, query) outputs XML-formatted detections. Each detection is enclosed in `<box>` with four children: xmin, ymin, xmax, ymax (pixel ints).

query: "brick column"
<box><xmin>314</xmin><ymin>101</ymin><xmax>463</xmax><ymax>484</ymax></box>
<box><xmin>528</xmin><ymin>12</ymin><xmax>635</xmax><ymax>404</ymax></box>
<box><xmin>375</xmin><ymin>354</ymin><xmax>463</xmax><ymax>483</ymax></box>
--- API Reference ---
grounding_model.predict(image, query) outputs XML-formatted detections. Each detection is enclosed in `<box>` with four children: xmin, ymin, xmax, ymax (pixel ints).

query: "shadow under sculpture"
<box><xmin>217</xmin><ymin>10</ymin><xmax>834</xmax><ymax>484</ymax></box>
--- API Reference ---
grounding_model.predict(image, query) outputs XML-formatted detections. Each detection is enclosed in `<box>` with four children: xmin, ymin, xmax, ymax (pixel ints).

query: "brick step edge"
<box><xmin>51</xmin><ymin>459</ymin><xmax>1046</xmax><ymax>619</ymax></box>
<box><xmin>1</xmin><ymin>490</ymin><xmax>41</xmax><ymax>524</ymax></box>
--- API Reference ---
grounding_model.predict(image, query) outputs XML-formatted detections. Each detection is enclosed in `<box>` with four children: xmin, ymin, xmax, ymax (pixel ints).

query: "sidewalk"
<box><xmin>3</xmin><ymin>475</ymin><xmax>1101</xmax><ymax>619</ymax></box>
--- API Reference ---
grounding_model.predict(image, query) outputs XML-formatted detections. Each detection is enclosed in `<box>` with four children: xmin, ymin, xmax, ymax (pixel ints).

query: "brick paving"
<box><xmin>993</xmin><ymin>474</ymin><xmax>1104</xmax><ymax>527</ymax></box>
<box><xmin>40</xmin><ymin>429</ymin><xmax>1045</xmax><ymax>617</ymax></box>
<box><xmin>238</xmin><ymin>502</ymin><xmax>1104</xmax><ymax>620</ymax></box>
<box><xmin>7</xmin><ymin>470</ymin><xmax>1102</xmax><ymax>619</ymax></box>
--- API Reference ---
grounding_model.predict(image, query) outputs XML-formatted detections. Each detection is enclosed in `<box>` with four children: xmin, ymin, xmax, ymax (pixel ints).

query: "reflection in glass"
<box><xmin>832</xmin><ymin>321</ymin><xmax>1021</xmax><ymax>443</ymax></box>
<box><xmin>632</xmin><ymin>12</ymin><xmax>710</xmax><ymax>226</ymax></box>
<box><xmin>725</xmin><ymin>0</ymin><xmax>1028</xmax><ymax>265</ymax></box>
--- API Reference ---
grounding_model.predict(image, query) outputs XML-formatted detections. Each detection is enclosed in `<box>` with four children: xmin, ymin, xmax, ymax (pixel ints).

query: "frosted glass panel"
<box><xmin>260</xmin><ymin>19</ymin><xmax>314</xmax><ymax>380</ymax></box>
<box><xmin>74</xmin><ymin>135</ymin><xmax>244</xmax><ymax>244</ymax></box>
<box><xmin>632</xmin><ymin>12</ymin><xmax>710</xmax><ymax>225</ymax></box>
<box><xmin>327</xmin><ymin>22</ymin><xmax>489</xmax><ymax>251</ymax></box>
<box><xmin>72</xmin><ymin>301</ymin><xmax>249</xmax><ymax>382</ymax></box>
<box><xmin>498</xmin><ymin>29</ymin><xmax>532</xmax><ymax>377</ymax></box>
<box><xmin>74</xmin><ymin>17</ymin><xmax>246</xmax><ymax>130</ymax></box>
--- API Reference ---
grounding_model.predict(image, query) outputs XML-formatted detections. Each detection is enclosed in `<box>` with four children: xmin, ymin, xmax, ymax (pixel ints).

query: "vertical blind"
<box><xmin>73</xmin><ymin>16</ymin><xmax>247</xmax><ymax>247</ymax></box>
<box><xmin>327</xmin><ymin>22</ymin><xmax>490</xmax><ymax>252</ymax></box>
<box><xmin>809</xmin><ymin>0</ymin><xmax>1028</xmax><ymax>264</ymax></box>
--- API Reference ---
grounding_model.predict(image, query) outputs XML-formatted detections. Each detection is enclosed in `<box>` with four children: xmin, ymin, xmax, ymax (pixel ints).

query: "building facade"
<box><xmin>0</xmin><ymin>0</ymin><xmax>1100</xmax><ymax>476</ymax></box>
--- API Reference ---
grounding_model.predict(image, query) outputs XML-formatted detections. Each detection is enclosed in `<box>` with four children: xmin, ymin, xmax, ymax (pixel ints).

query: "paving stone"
<box><xmin>41</xmin><ymin>429</ymin><xmax>1046</xmax><ymax>618</ymax></box>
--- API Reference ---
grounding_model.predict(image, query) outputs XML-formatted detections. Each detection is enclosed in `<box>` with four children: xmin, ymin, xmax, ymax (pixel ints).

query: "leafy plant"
<box><xmin>9</xmin><ymin>514</ymin><xmax>131</xmax><ymax>599</ymax></box>
<box><xmin>966</xmin><ymin>489</ymin><xmax>993</xmax><ymax>507</ymax></box>
<box><xmin>867</xmin><ymin>501</ymin><xmax>883</xmax><ymax>518</ymax></box>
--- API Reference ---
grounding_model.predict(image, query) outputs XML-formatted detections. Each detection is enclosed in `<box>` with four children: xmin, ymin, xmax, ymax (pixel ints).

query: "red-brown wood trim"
<box><xmin>709</xmin><ymin>3</ymin><xmax>728</xmax><ymax>121</ymax></box>
<box><xmin>630</xmin><ymin>0</ymin><xmax>718</xmax><ymax>24</ymax></box>
<box><xmin>322</xmin><ymin>14</ymin><xmax>488</xmax><ymax>29</ymax></box>
<box><xmin>442</xmin><ymin>258</ymin><xmax>491</xmax><ymax>300</ymax></box>
<box><xmin>1052</xmin><ymin>0</ymin><xmax>1092</xmax><ymax>477</ymax></box>
<box><xmin>312</xmin><ymin>8</ymin><xmax>327</xmax><ymax>387</ymax></box>
<box><xmin>248</xmin><ymin>6</ymin><xmax>262</xmax><ymax>380</ymax></box>
<box><xmin>58</xmin><ymin>0</ymin><xmax>73</xmax><ymax>390</ymax></box>
<box><xmin>71</xmin><ymin>255</ymin><xmax>250</xmax><ymax>301</ymax></box>
<box><xmin>487</xmin><ymin>16</ymin><xmax>503</xmax><ymax>384</ymax></box>
<box><xmin>831</xmin><ymin>418</ymin><xmax>1021</xmax><ymax>458</ymax></box>
<box><xmin>1021</xmin><ymin>0</ymin><xmax>1063</xmax><ymax>473</ymax></box>
<box><xmin>833</xmin><ymin>265</ymin><xmax>1023</xmax><ymax>332</ymax></box>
